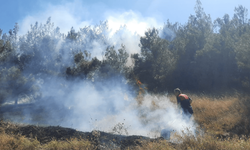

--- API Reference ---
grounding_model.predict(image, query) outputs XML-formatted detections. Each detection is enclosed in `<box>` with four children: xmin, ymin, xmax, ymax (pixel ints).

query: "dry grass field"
<box><xmin>0</xmin><ymin>132</ymin><xmax>93</xmax><ymax>150</ymax></box>
<box><xmin>1</xmin><ymin>92</ymin><xmax>250</xmax><ymax>149</ymax></box>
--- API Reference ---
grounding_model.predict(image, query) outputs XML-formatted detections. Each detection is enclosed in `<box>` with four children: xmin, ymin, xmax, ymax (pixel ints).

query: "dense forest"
<box><xmin>0</xmin><ymin>0</ymin><xmax>250</xmax><ymax>105</ymax></box>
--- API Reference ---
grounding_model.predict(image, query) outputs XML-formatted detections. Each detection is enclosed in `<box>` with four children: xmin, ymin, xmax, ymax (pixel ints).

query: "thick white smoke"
<box><xmin>2</xmin><ymin>0</ymin><xmax>197</xmax><ymax>139</ymax></box>
<box><xmin>3</xmin><ymin>70</ymin><xmax>197</xmax><ymax>138</ymax></box>
<box><xmin>33</xmin><ymin>76</ymin><xmax>197</xmax><ymax>138</ymax></box>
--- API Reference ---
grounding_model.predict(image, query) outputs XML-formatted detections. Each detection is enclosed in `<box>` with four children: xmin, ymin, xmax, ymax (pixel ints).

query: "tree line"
<box><xmin>0</xmin><ymin>0</ymin><xmax>250</xmax><ymax>104</ymax></box>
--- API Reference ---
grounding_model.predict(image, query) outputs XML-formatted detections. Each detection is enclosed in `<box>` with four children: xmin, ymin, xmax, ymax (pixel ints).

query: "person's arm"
<box><xmin>189</xmin><ymin>98</ymin><xmax>192</xmax><ymax>104</ymax></box>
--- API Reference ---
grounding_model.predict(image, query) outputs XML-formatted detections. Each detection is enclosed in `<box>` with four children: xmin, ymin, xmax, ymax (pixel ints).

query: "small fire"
<box><xmin>137</xmin><ymin>80</ymin><xmax>142</xmax><ymax>85</ymax></box>
<box><xmin>135</xmin><ymin>79</ymin><xmax>147</xmax><ymax>105</ymax></box>
<box><xmin>135</xmin><ymin>79</ymin><xmax>159</xmax><ymax>110</ymax></box>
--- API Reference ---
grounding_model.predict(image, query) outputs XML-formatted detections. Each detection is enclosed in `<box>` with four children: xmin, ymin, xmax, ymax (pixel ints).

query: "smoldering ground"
<box><xmin>0</xmin><ymin>17</ymin><xmax>195</xmax><ymax>139</ymax></box>
<box><xmin>1</xmin><ymin>76</ymin><xmax>197</xmax><ymax>138</ymax></box>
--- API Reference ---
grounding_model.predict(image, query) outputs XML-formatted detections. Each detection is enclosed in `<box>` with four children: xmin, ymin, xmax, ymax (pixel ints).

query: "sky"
<box><xmin>0</xmin><ymin>0</ymin><xmax>250</xmax><ymax>35</ymax></box>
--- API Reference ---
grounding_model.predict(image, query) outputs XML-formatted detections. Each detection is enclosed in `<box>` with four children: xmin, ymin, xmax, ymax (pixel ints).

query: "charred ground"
<box><xmin>1</xmin><ymin>93</ymin><xmax>250</xmax><ymax>150</ymax></box>
<box><xmin>0</xmin><ymin>120</ymin><xmax>171</xmax><ymax>150</ymax></box>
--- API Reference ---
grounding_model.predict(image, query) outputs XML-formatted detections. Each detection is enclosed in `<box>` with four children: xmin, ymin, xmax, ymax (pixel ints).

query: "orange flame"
<box><xmin>137</xmin><ymin>80</ymin><xmax>142</xmax><ymax>85</ymax></box>
<box><xmin>135</xmin><ymin>78</ymin><xmax>147</xmax><ymax>105</ymax></box>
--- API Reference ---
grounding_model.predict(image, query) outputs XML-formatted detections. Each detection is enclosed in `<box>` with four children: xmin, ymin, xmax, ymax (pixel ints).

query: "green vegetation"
<box><xmin>1</xmin><ymin>1</ymin><xmax>250</xmax><ymax>103</ymax></box>
<box><xmin>136</xmin><ymin>1</ymin><xmax>250</xmax><ymax>92</ymax></box>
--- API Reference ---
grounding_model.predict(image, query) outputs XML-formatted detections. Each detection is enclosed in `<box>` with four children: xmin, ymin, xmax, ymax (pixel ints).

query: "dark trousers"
<box><xmin>182</xmin><ymin>109</ymin><xmax>193</xmax><ymax>121</ymax></box>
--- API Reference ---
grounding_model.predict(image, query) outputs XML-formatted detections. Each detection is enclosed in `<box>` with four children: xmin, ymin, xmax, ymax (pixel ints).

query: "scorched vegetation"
<box><xmin>1</xmin><ymin>0</ymin><xmax>250</xmax><ymax>149</ymax></box>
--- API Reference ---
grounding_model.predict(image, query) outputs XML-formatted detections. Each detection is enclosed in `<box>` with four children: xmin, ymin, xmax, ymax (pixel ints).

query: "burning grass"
<box><xmin>1</xmin><ymin>92</ymin><xmax>250</xmax><ymax>149</ymax></box>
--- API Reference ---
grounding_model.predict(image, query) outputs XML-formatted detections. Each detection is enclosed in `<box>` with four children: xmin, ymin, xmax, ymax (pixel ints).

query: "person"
<box><xmin>174</xmin><ymin>88</ymin><xmax>193</xmax><ymax>120</ymax></box>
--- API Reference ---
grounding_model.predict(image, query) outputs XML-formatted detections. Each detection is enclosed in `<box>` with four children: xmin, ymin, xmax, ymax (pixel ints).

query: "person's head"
<box><xmin>174</xmin><ymin>88</ymin><xmax>181</xmax><ymax>96</ymax></box>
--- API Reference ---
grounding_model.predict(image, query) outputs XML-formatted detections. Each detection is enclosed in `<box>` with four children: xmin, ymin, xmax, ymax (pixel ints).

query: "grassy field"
<box><xmin>0</xmin><ymin>132</ymin><xmax>94</xmax><ymax>150</ymax></box>
<box><xmin>1</xmin><ymin>93</ymin><xmax>250</xmax><ymax>149</ymax></box>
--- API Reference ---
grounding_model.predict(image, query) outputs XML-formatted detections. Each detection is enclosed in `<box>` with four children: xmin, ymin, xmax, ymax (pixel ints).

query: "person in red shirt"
<box><xmin>174</xmin><ymin>88</ymin><xmax>193</xmax><ymax>120</ymax></box>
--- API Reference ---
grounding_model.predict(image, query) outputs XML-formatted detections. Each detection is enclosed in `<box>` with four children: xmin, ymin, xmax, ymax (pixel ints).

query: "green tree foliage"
<box><xmin>66</xmin><ymin>50</ymin><xmax>101</xmax><ymax>79</ymax></box>
<box><xmin>169</xmin><ymin>0</ymin><xmax>213</xmax><ymax>90</ymax></box>
<box><xmin>2</xmin><ymin>1</ymin><xmax>250</xmax><ymax>104</ymax></box>
<box><xmin>194</xmin><ymin>32</ymin><xmax>239</xmax><ymax>90</ymax></box>
<box><xmin>132</xmin><ymin>28</ymin><xmax>177</xmax><ymax>92</ymax></box>
<box><xmin>0</xmin><ymin>40</ymin><xmax>14</xmax><ymax>63</ymax></box>
<box><xmin>0</xmin><ymin>17</ymin><xmax>131</xmax><ymax>104</ymax></box>
<box><xmin>192</xmin><ymin>11</ymin><xmax>239</xmax><ymax>90</ymax></box>
<box><xmin>235</xmin><ymin>32</ymin><xmax>250</xmax><ymax>89</ymax></box>
<box><xmin>66</xmin><ymin>45</ymin><xmax>130</xmax><ymax>81</ymax></box>
<box><xmin>0</xmin><ymin>67</ymin><xmax>37</xmax><ymax>104</ymax></box>
<box><xmin>131</xmin><ymin>1</ymin><xmax>250</xmax><ymax>93</ymax></box>
<box><xmin>103</xmin><ymin>45</ymin><xmax>129</xmax><ymax>74</ymax></box>
<box><xmin>233</xmin><ymin>6</ymin><xmax>250</xmax><ymax>88</ymax></box>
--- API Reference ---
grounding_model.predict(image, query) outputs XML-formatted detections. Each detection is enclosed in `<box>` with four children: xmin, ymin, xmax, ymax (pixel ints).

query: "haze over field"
<box><xmin>1</xmin><ymin>0</ymin><xmax>250</xmax><ymax>139</ymax></box>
